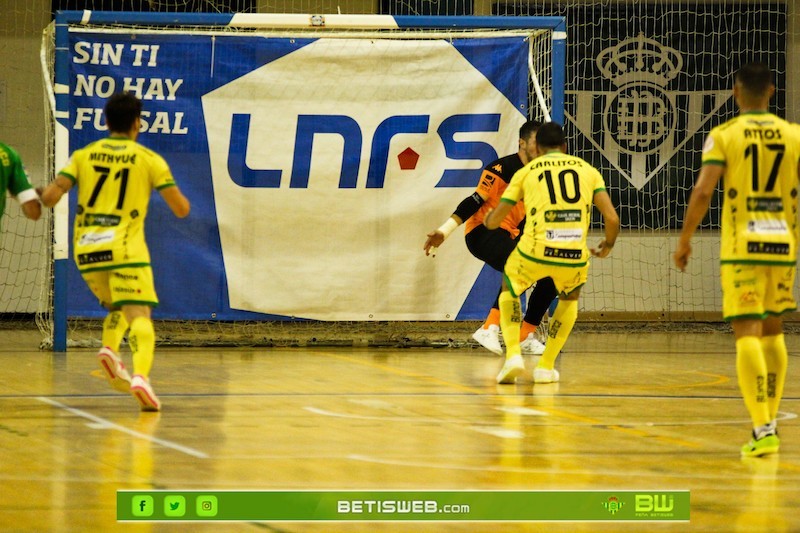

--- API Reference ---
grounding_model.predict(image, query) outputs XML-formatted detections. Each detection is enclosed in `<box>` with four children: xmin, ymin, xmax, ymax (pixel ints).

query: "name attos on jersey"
<box><xmin>743</xmin><ymin>127</ymin><xmax>782</xmax><ymax>140</ymax></box>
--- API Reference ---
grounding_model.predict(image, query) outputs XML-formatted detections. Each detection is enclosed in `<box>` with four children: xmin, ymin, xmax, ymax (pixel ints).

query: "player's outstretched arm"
<box><xmin>590</xmin><ymin>190</ymin><xmax>619</xmax><ymax>258</ymax></box>
<box><xmin>424</xmin><ymin>214</ymin><xmax>462</xmax><ymax>256</ymax></box>
<box><xmin>424</xmin><ymin>191</ymin><xmax>488</xmax><ymax>256</ymax></box>
<box><xmin>39</xmin><ymin>175</ymin><xmax>74</xmax><ymax>209</ymax></box>
<box><xmin>160</xmin><ymin>186</ymin><xmax>190</xmax><ymax>218</ymax></box>
<box><xmin>674</xmin><ymin>164</ymin><xmax>723</xmax><ymax>272</ymax></box>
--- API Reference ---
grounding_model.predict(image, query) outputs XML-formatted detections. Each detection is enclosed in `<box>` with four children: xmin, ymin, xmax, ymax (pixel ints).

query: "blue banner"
<box><xmin>65</xmin><ymin>31</ymin><xmax>528</xmax><ymax>321</ymax></box>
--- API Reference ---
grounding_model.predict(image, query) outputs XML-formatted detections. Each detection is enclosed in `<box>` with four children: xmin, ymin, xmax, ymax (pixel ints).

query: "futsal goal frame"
<box><xmin>45</xmin><ymin>11</ymin><xmax>566</xmax><ymax>351</ymax></box>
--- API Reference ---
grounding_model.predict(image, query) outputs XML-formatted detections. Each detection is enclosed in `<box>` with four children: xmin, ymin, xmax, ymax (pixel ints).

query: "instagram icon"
<box><xmin>196</xmin><ymin>495</ymin><xmax>218</xmax><ymax>517</ymax></box>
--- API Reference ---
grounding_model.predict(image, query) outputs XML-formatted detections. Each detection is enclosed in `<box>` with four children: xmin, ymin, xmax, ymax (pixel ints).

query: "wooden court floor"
<box><xmin>1</xmin><ymin>328</ymin><xmax>798</xmax><ymax>532</ymax></box>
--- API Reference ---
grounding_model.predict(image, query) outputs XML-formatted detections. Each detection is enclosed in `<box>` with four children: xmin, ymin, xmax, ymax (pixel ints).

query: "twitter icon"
<box><xmin>164</xmin><ymin>495</ymin><xmax>186</xmax><ymax>517</ymax></box>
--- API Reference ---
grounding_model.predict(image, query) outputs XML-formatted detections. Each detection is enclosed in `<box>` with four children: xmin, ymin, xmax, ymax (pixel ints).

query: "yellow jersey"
<box><xmin>59</xmin><ymin>137</ymin><xmax>177</xmax><ymax>272</ymax></box>
<box><xmin>702</xmin><ymin>112</ymin><xmax>800</xmax><ymax>265</ymax></box>
<box><xmin>500</xmin><ymin>151</ymin><xmax>607</xmax><ymax>267</ymax></box>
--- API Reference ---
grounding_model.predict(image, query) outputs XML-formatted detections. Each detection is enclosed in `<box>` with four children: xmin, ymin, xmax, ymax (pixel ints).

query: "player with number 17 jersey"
<box><xmin>702</xmin><ymin>112</ymin><xmax>800</xmax><ymax>265</ymax></box>
<box><xmin>502</xmin><ymin>151</ymin><xmax>607</xmax><ymax>268</ymax></box>
<box><xmin>59</xmin><ymin>137</ymin><xmax>177</xmax><ymax>272</ymax></box>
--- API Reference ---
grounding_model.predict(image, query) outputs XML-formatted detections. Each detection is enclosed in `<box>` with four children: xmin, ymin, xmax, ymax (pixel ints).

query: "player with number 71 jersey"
<box><xmin>702</xmin><ymin>114</ymin><xmax>800</xmax><ymax>265</ymax></box>
<box><xmin>59</xmin><ymin>137</ymin><xmax>177</xmax><ymax>272</ymax></box>
<box><xmin>501</xmin><ymin>150</ymin><xmax>607</xmax><ymax>268</ymax></box>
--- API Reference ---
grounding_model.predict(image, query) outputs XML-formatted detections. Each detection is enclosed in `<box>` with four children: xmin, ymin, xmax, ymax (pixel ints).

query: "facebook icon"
<box><xmin>131</xmin><ymin>495</ymin><xmax>154</xmax><ymax>517</ymax></box>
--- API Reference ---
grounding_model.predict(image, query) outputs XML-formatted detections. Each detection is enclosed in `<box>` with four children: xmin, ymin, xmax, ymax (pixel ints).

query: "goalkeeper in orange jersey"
<box><xmin>424</xmin><ymin>120</ymin><xmax>557</xmax><ymax>356</ymax></box>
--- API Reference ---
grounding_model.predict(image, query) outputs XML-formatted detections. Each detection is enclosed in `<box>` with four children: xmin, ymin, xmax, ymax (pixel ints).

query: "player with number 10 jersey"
<box><xmin>502</xmin><ymin>151</ymin><xmax>607</xmax><ymax>271</ymax></box>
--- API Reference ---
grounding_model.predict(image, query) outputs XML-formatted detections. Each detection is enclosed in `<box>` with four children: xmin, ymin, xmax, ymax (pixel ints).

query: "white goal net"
<box><xmin>39</xmin><ymin>10</ymin><xmax>563</xmax><ymax>349</ymax></box>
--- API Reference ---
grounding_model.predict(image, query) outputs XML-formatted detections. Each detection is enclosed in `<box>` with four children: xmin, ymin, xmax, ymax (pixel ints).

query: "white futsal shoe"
<box><xmin>520</xmin><ymin>333</ymin><xmax>546</xmax><ymax>355</ymax></box>
<box><xmin>496</xmin><ymin>354</ymin><xmax>525</xmax><ymax>384</ymax></box>
<box><xmin>472</xmin><ymin>324</ymin><xmax>503</xmax><ymax>355</ymax></box>
<box><xmin>97</xmin><ymin>347</ymin><xmax>131</xmax><ymax>393</ymax></box>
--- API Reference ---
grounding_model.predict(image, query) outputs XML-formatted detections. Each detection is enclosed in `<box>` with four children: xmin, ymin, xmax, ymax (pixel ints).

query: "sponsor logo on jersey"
<box><xmin>739</xmin><ymin>291</ymin><xmax>758</xmax><ymax>306</ymax></box>
<box><xmin>78</xmin><ymin>250</ymin><xmax>113</xmax><ymax>265</ymax></box>
<box><xmin>733</xmin><ymin>277</ymin><xmax>757</xmax><ymax>288</ymax></box>
<box><xmin>747</xmin><ymin>197</ymin><xmax>783</xmax><ymax>212</ymax></box>
<box><xmin>480</xmin><ymin>172</ymin><xmax>497</xmax><ymax>189</ymax></box>
<box><xmin>112</xmin><ymin>286</ymin><xmax>138</xmax><ymax>293</ymax></box>
<box><xmin>747</xmin><ymin>241</ymin><xmax>790</xmax><ymax>255</ymax></box>
<box><xmin>747</xmin><ymin>220</ymin><xmax>788</xmax><ymax>235</ymax></box>
<box><xmin>543</xmin><ymin>246</ymin><xmax>583</xmax><ymax>260</ymax></box>
<box><xmin>78</xmin><ymin>230</ymin><xmax>115</xmax><ymax>246</ymax></box>
<box><xmin>546</xmin><ymin>229</ymin><xmax>584</xmax><ymax>242</ymax></box>
<box><xmin>84</xmin><ymin>213</ymin><xmax>121</xmax><ymax>227</ymax></box>
<box><xmin>545</xmin><ymin>209</ymin><xmax>582</xmax><ymax>223</ymax></box>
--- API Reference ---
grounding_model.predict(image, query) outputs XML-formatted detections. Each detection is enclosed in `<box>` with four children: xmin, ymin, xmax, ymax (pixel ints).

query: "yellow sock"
<box><xmin>761</xmin><ymin>334</ymin><xmax>788</xmax><ymax>421</ymax></box>
<box><xmin>101</xmin><ymin>310</ymin><xmax>129</xmax><ymax>353</ymax></box>
<box><xmin>498</xmin><ymin>291</ymin><xmax>522</xmax><ymax>359</ymax></box>
<box><xmin>482</xmin><ymin>308</ymin><xmax>500</xmax><ymax>329</ymax></box>
<box><xmin>736</xmin><ymin>336</ymin><xmax>771</xmax><ymax>428</ymax></box>
<box><xmin>129</xmin><ymin>317</ymin><xmax>156</xmax><ymax>378</ymax></box>
<box><xmin>538</xmin><ymin>299</ymin><xmax>577</xmax><ymax>370</ymax></box>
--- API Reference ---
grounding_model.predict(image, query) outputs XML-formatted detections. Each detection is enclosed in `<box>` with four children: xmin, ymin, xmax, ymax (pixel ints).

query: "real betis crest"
<box><xmin>568</xmin><ymin>33</ymin><xmax>732</xmax><ymax>190</ymax></box>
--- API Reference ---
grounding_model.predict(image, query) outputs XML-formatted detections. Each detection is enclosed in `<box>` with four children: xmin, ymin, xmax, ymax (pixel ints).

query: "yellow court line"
<box><xmin>777</xmin><ymin>461</ymin><xmax>800</xmax><ymax>473</ymax></box>
<box><xmin>321</xmin><ymin>351</ymin><xmax>701</xmax><ymax>449</ymax></box>
<box><xmin>323</xmin><ymin>351</ymin><xmax>488</xmax><ymax>395</ymax></box>
<box><xmin>652</xmin><ymin>370</ymin><xmax>731</xmax><ymax>390</ymax></box>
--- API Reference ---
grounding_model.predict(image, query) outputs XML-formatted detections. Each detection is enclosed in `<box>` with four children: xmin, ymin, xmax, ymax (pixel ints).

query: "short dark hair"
<box><xmin>535</xmin><ymin>122</ymin><xmax>565</xmax><ymax>149</ymax></box>
<box><xmin>734</xmin><ymin>62</ymin><xmax>773</xmax><ymax>96</ymax></box>
<box><xmin>519</xmin><ymin>120</ymin><xmax>542</xmax><ymax>141</ymax></box>
<box><xmin>104</xmin><ymin>92</ymin><xmax>142</xmax><ymax>133</ymax></box>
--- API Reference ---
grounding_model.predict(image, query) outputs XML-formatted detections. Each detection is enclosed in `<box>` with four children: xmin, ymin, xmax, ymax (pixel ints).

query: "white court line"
<box><xmin>37</xmin><ymin>397</ymin><xmax>208</xmax><ymax>459</ymax></box>
<box><xmin>495</xmin><ymin>406</ymin><xmax>549</xmax><ymax>416</ymax></box>
<box><xmin>467</xmin><ymin>426</ymin><xmax>524</xmax><ymax>439</ymax></box>
<box><xmin>347</xmin><ymin>398</ymin><xmax>398</xmax><ymax>409</ymax></box>
<box><xmin>305</xmin><ymin>405</ymin><xmax>444</xmax><ymax>422</ymax></box>
<box><xmin>307</xmin><ymin>405</ymin><xmax>549</xmax><ymax>422</ymax></box>
<box><xmin>307</xmin><ymin>406</ymin><xmax>536</xmax><ymax>440</ymax></box>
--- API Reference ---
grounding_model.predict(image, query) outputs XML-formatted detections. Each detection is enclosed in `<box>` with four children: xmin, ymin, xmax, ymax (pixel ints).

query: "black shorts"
<box><xmin>464</xmin><ymin>225</ymin><xmax>518</xmax><ymax>273</ymax></box>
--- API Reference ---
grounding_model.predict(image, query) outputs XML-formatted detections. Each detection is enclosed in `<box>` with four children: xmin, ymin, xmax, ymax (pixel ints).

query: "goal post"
<box><xmin>43</xmin><ymin>11</ymin><xmax>566</xmax><ymax>351</ymax></box>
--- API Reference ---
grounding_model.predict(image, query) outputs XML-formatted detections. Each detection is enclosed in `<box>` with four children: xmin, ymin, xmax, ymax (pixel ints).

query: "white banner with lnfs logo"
<box><xmin>65</xmin><ymin>33</ymin><xmax>529</xmax><ymax>321</ymax></box>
